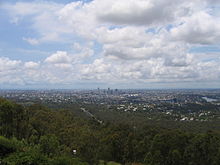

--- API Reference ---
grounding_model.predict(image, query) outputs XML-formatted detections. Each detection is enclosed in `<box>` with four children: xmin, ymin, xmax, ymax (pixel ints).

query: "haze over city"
<box><xmin>0</xmin><ymin>0</ymin><xmax>220</xmax><ymax>89</ymax></box>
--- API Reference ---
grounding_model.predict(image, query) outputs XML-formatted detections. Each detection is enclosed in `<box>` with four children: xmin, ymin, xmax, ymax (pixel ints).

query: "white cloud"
<box><xmin>2</xmin><ymin>2</ymin><xmax>73</xmax><ymax>44</ymax></box>
<box><xmin>171</xmin><ymin>11</ymin><xmax>220</xmax><ymax>45</ymax></box>
<box><xmin>96</xmin><ymin>27</ymin><xmax>188</xmax><ymax>62</ymax></box>
<box><xmin>95</xmin><ymin>0</ymin><xmax>184</xmax><ymax>26</ymax></box>
<box><xmin>0</xmin><ymin>51</ymin><xmax>220</xmax><ymax>88</ymax></box>
<box><xmin>0</xmin><ymin>57</ymin><xmax>24</xmax><ymax>85</ymax></box>
<box><xmin>2</xmin><ymin>1</ymin><xmax>61</xmax><ymax>16</ymax></box>
<box><xmin>0</xmin><ymin>57</ymin><xmax>21</xmax><ymax>71</ymax></box>
<box><xmin>23</xmin><ymin>37</ymin><xmax>39</xmax><ymax>45</ymax></box>
<box><xmin>1</xmin><ymin>0</ymin><xmax>220</xmax><ymax>88</ymax></box>
<box><xmin>45</xmin><ymin>51</ymin><xmax>72</xmax><ymax>64</ymax></box>
<box><xmin>24</xmin><ymin>61</ymin><xmax>40</xmax><ymax>69</ymax></box>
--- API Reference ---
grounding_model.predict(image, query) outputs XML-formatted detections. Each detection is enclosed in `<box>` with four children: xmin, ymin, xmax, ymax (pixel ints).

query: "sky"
<box><xmin>0</xmin><ymin>0</ymin><xmax>220</xmax><ymax>89</ymax></box>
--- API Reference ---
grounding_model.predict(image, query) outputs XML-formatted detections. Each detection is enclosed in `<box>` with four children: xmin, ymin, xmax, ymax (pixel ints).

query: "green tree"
<box><xmin>39</xmin><ymin>134</ymin><xmax>59</xmax><ymax>157</ymax></box>
<box><xmin>0</xmin><ymin>98</ymin><xmax>27</xmax><ymax>138</ymax></box>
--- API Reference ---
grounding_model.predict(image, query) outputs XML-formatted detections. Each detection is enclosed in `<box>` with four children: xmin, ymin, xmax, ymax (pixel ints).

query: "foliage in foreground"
<box><xmin>1</xmin><ymin>97</ymin><xmax>220</xmax><ymax>165</ymax></box>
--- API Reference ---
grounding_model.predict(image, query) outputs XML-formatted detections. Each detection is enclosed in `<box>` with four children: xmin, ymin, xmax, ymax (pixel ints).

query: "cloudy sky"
<box><xmin>0</xmin><ymin>0</ymin><xmax>220</xmax><ymax>89</ymax></box>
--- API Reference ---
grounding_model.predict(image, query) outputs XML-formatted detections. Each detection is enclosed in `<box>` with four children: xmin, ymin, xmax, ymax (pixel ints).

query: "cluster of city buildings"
<box><xmin>0</xmin><ymin>89</ymin><xmax>219</xmax><ymax>121</ymax></box>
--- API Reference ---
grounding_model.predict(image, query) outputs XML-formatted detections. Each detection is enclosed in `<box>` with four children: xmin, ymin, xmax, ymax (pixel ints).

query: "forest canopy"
<box><xmin>1</xmin><ymin>97</ymin><xmax>220</xmax><ymax>165</ymax></box>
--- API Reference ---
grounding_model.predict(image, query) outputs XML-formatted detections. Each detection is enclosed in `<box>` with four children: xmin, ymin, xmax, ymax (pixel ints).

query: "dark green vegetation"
<box><xmin>1</xmin><ymin>97</ymin><xmax>220</xmax><ymax>165</ymax></box>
